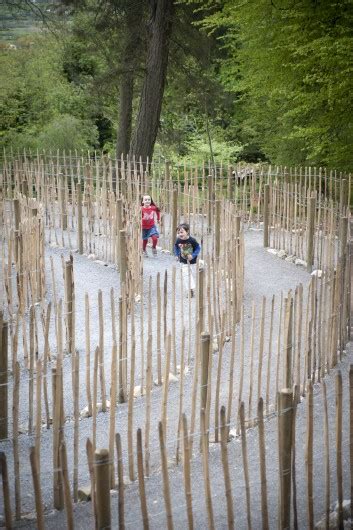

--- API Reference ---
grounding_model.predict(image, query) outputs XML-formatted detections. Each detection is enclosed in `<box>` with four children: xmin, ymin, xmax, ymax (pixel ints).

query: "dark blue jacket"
<box><xmin>174</xmin><ymin>236</ymin><xmax>201</xmax><ymax>264</ymax></box>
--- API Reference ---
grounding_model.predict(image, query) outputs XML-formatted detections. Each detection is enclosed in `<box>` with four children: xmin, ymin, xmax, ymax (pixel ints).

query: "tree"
<box><xmin>129</xmin><ymin>0</ymin><xmax>174</xmax><ymax>161</ymax></box>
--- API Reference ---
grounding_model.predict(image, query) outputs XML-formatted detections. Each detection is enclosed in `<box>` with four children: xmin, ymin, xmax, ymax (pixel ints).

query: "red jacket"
<box><xmin>141</xmin><ymin>205</ymin><xmax>160</xmax><ymax>229</ymax></box>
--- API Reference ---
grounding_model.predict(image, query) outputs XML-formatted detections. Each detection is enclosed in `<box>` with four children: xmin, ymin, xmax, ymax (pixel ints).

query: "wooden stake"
<box><xmin>12</xmin><ymin>361</ymin><xmax>21</xmax><ymax>519</ymax></box>
<box><xmin>85</xmin><ymin>293</ymin><xmax>92</xmax><ymax>416</ymax></box>
<box><xmin>306</xmin><ymin>381</ymin><xmax>314</xmax><ymax>528</ymax></box>
<box><xmin>109</xmin><ymin>342</ymin><xmax>118</xmax><ymax>487</ymax></box>
<box><xmin>200</xmin><ymin>408</ymin><xmax>215</xmax><ymax>530</ymax></box>
<box><xmin>263</xmin><ymin>183</ymin><xmax>270</xmax><ymax>247</ymax></box>
<box><xmin>257</xmin><ymin>398</ymin><xmax>269</xmax><ymax>530</ymax></box>
<box><xmin>86</xmin><ymin>438</ymin><xmax>97</xmax><ymax>529</ymax></box>
<box><xmin>35</xmin><ymin>360</ymin><xmax>42</xmax><ymax>476</ymax></box>
<box><xmin>220</xmin><ymin>406</ymin><xmax>234</xmax><ymax>530</ymax></box>
<box><xmin>350</xmin><ymin>365</ymin><xmax>353</xmax><ymax>526</ymax></box>
<box><xmin>239</xmin><ymin>402</ymin><xmax>252</xmax><ymax>530</ymax></box>
<box><xmin>159</xmin><ymin>421</ymin><xmax>174</xmax><ymax>530</ymax></box>
<box><xmin>322</xmin><ymin>381</ymin><xmax>330</xmax><ymax>530</ymax></box>
<box><xmin>114</xmin><ymin>433</ymin><xmax>125</xmax><ymax>530</ymax></box>
<box><xmin>0</xmin><ymin>451</ymin><xmax>12</xmax><ymax>529</ymax></box>
<box><xmin>161</xmin><ymin>333</ymin><xmax>171</xmax><ymax>435</ymax></box>
<box><xmin>98</xmin><ymin>290</ymin><xmax>107</xmax><ymax>411</ymax></box>
<box><xmin>182</xmin><ymin>414</ymin><xmax>193</xmax><ymax>530</ymax></box>
<box><xmin>200</xmin><ymin>333</ymin><xmax>210</xmax><ymax>448</ymax></box>
<box><xmin>306</xmin><ymin>192</ymin><xmax>316</xmax><ymax>272</ymax></box>
<box><xmin>29</xmin><ymin>447</ymin><xmax>44</xmax><ymax>530</ymax></box>
<box><xmin>278</xmin><ymin>389</ymin><xmax>293</xmax><ymax>530</ymax></box>
<box><xmin>127</xmin><ymin>307</ymin><xmax>136</xmax><ymax>481</ymax></box>
<box><xmin>336</xmin><ymin>370</ymin><xmax>343</xmax><ymax>529</ymax></box>
<box><xmin>77</xmin><ymin>182</ymin><xmax>83</xmax><ymax>254</ymax></box>
<box><xmin>60</xmin><ymin>441</ymin><xmax>74</xmax><ymax>530</ymax></box>
<box><xmin>0</xmin><ymin>320</ymin><xmax>8</xmax><ymax>440</ymax></box>
<box><xmin>94</xmin><ymin>448</ymin><xmax>111</xmax><ymax>530</ymax></box>
<box><xmin>137</xmin><ymin>429</ymin><xmax>149</xmax><ymax>530</ymax></box>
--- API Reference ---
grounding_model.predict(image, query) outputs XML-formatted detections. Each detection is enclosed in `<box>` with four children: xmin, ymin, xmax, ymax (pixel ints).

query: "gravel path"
<box><xmin>1</xmin><ymin>228</ymin><xmax>352</xmax><ymax>529</ymax></box>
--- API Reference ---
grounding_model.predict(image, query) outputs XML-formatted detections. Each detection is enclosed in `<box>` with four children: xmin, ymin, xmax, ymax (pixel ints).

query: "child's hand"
<box><xmin>187</xmin><ymin>255</ymin><xmax>192</xmax><ymax>262</ymax></box>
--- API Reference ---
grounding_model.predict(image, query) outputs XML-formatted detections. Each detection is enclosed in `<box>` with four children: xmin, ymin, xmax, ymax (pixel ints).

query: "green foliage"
<box><xmin>198</xmin><ymin>0</ymin><xmax>353</xmax><ymax>170</ymax></box>
<box><xmin>0</xmin><ymin>33</ymin><xmax>99</xmax><ymax>151</ymax></box>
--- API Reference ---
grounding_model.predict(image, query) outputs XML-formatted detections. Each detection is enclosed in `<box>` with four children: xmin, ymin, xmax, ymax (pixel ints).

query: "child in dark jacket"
<box><xmin>174</xmin><ymin>223</ymin><xmax>201</xmax><ymax>297</ymax></box>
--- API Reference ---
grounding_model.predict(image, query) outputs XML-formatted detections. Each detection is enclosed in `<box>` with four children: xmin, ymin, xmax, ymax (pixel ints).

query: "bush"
<box><xmin>37</xmin><ymin>115</ymin><xmax>99</xmax><ymax>152</ymax></box>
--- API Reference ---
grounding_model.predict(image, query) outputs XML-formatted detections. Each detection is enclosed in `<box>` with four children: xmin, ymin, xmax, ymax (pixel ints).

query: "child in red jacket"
<box><xmin>141</xmin><ymin>194</ymin><xmax>161</xmax><ymax>257</ymax></box>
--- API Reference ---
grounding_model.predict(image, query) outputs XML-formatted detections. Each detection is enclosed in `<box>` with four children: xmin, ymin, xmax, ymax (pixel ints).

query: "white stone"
<box><xmin>134</xmin><ymin>385</ymin><xmax>142</xmax><ymax>397</ymax></box>
<box><xmin>285</xmin><ymin>255</ymin><xmax>296</xmax><ymax>263</ymax></box>
<box><xmin>88</xmin><ymin>254</ymin><xmax>96</xmax><ymax>260</ymax></box>
<box><xmin>212</xmin><ymin>340</ymin><xmax>219</xmax><ymax>353</ymax></box>
<box><xmin>229</xmin><ymin>428</ymin><xmax>237</xmax><ymax>438</ymax></box>
<box><xmin>80</xmin><ymin>406</ymin><xmax>91</xmax><ymax>418</ymax></box>
<box><xmin>95</xmin><ymin>260</ymin><xmax>107</xmax><ymax>266</ymax></box>
<box><xmin>334</xmin><ymin>499</ymin><xmax>350</xmax><ymax>518</ymax></box>
<box><xmin>295</xmin><ymin>258</ymin><xmax>307</xmax><ymax>267</ymax></box>
<box><xmin>278</xmin><ymin>250</ymin><xmax>287</xmax><ymax>259</ymax></box>
<box><xmin>311</xmin><ymin>269</ymin><xmax>323</xmax><ymax>278</ymax></box>
<box><xmin>78</xmin><ymin>486</ymin><xmax>91</xmax><ymax>502</ymax></box>
<box><xmin>267</xmin><ymin>248</ymin><xmax>278</xmax><ymax>255</ymax></box>
<box><xmin>135</xmin><ymin>294</ymin><xmax>141</xmax><ymax>303</ymax></box>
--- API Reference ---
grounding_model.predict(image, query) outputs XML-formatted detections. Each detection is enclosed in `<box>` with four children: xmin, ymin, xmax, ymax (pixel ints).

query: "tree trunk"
<box><xmin>116</xmin><ymin>5</ymin><xmax>143</xmax><ymax>160</ymax></box>
<box><xmin>130</xmin><ymin>0</ymin><xmax>174</xmax><ymax>162</ymax></box>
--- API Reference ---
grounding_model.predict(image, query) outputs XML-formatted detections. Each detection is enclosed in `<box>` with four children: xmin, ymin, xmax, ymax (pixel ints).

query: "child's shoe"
<box><xmin>143</xmin><ymin>250</ymin><xmax>149</xmax><ymax>258</ymax></box>
<box><xmin>152</xmin><ymin>248</ymin><xmax>157</xmax><ymax>256</ymax></box>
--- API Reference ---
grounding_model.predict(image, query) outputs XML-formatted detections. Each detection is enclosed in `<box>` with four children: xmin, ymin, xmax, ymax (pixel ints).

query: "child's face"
<box><xmin>143</xmin><ymin>195</ymin><xmax>151</xmax><ymax>207</ymax></box>
<box><xmin>177</xmin><ymin>227</ymin><xmax>189</xmax><ymax>240</ymax></box>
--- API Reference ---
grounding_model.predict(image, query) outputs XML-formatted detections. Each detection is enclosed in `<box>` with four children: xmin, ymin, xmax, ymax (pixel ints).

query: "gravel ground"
<box><xmin>0</xmin><ymin>227</ymin><xmax>352</xmax><ymax>529</ymax></box>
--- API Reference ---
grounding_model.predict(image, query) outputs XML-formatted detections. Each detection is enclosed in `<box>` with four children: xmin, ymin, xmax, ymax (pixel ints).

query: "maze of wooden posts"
<box><xmin>0</xmin><ymin>151</ymin><xmax>352</xmax><ymax>528</ymax></box>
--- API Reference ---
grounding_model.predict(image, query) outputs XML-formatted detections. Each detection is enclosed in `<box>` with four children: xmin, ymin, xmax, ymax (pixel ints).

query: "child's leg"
<box><xmin>181</xmin><ymin>263</ymin><xmax>196</xmax><ymax>291</ymax></box>
<box><xmin>151</xmin><ymin>235</ymin><xmax>158</xmax><ymax>248</ymax></box>
<box><xmin>142</xmin><ymin>239</ymin><xmax>148</xmax><ymax>251</ymax></box>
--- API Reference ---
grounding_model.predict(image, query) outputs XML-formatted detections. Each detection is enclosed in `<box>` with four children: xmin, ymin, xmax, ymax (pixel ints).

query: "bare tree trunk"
<box><xmin>130</xmin><ymin>0</ymin><xmax>174</xmax><ymax>162</ymax></box>
<box><xmin>116</xmin><ymin>5</ymin><xmax>143</xmax><ymax>160</ymax></box>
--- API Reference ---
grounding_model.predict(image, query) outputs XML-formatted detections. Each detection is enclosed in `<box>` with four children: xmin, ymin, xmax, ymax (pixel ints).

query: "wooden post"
<box><xmin>239</xmin><ymin>402</ymin><xmax>252</xmax><ymax>530</ymax></box>
<box><xmin>215</xmin><ymin>200</ymin><xmax>221</xmax><ymax>259</ymax></box>
<box><xmin>171</xmin><ymin>187</ymin><xmax>178</xmax><ymax>252</ymax></box>
<box><xmin>95</xmin><ymin>448</ymin><xmax>111</xmax><ymax>530</ymax></box>
<box><xmin>258</xmin><ymin>398</ymin><xmax>269</xmax><ymax>530</ymax></box>
<box><xmin>115</xmin><ymin>433</ymin><xmax>125</xmax><ymax>530</ymax></box>
<box><xmin>0</xmin><ymin>320</ymin><xmax>8</xmax><ymax>440</ymax></box>
<box><xmin>350</xmin><ymin>366</ymin><xmax>353</xmax><ymax>525</ymax></box>
<box><xmin>198</xmin><ymin>269</ymin><xmax>205</xmax><ymax>333</ymax></box>
<box><xmin>76</xmin><ymin>182</ymin><xmax>83</xmax><ymax>254</ymax></box>
<box><xmin>322</xmin><ymin>381</ymin><xmax>330</xmax><ymax>529</ymax></box>
<box><xmin>336</xmin><ymin>371</ymin><xmax>343</xmax><ymax>529</ymax></box>
<box><xmin>182</xmin><ymin>414</ymin><xmax>193</xmax><ymax>530</ymax></box>
<box><xmin>0</xmin><ymin>452</ymin><xmax>12</xmax><ymax>528</ymax></box>
<box><xmin>65</xmin><ymin>256</ymin><xmax>74</xmax><ymax>355</ymax></box>
<box><xmin>200</xmin><ymin>333</ymin><xmax>210</xmax><ymax>448</ymax></box>
<box><xmin>159</xmin><ymin>422</ymin><xmax>174</xmax><ymax>530</ymax></box>
<box><xmin>306</xmin><ymin>192</ymin><xmax>316</xmax><ymax>272</ymax></box>
<box><xmin>137</xmin><ymin>429</ymin><xmax>149</xmax><ymax>530</ymax></box>
<box><xmin>60</xmin><ymin>441</ymin><xmax>74</xmax><ymax>530</ymax></box>
<box><xmin>306</xmin><ymin>381</ymin><xmax>314</xmax><ymax>528</ymax></box>
<box><xmin>278</xmin><ymin>389</ymin><xmax>293</xmax><ymax>530</ymax></box>
<box><xmin>220</xmin><ymin>406</ymin><xmax>234</xmax><ymax>530</ymax></box>
<box><xmin>284</xmin><ymin>295</ymin><xmax>293</xmax><ymax>389</ymax></box>
<box><xmin>119</xmin><ymin>229</ymin><xmax>127</xmax><ymax>285</ymax></box>
<box><xmin>263</xmin><ymin>183</ymin><xmax>270</xmax><ymax>247</ymax></box>
<box><xmin>201</xmin><ymin>408</ymin><xmax>215</xmax><ymax>530</ymax></box>
<box><xmin>339</xmin><ymin>216</ymin><xmax>348</xmax><ymax>258</ymax></box>
<box><xmin>13</xmin><ymin>361</ymin><xmax>21</xmax><ymax>520</ymax></box>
